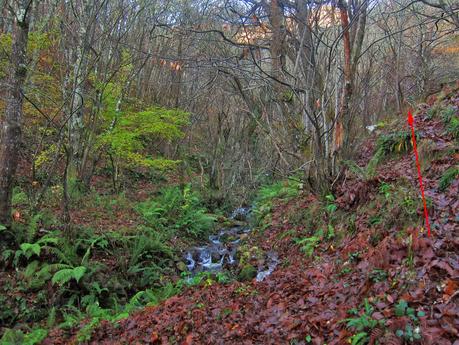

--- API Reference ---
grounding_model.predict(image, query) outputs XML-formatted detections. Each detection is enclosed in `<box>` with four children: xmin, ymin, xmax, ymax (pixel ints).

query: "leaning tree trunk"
<box><xmin>0</xmin><ymin>1</ymin><xmax>31</xmax><ymax>228</ymax></box>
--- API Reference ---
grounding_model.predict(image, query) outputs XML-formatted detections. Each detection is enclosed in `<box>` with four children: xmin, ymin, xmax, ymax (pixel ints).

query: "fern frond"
<box><xmin>52</xmin><ymin>266</ymin><xmax>87</xmax><ymax>285</ymax></box>
<box><xmin>26</xmin><ymin>213</ymin><xmax>42</xmax><ymax>242</ymax></box>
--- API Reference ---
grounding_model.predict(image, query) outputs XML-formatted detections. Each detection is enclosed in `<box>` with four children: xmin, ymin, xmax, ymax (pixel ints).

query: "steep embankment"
<box><xmin>45</xmin><ymin>90</ymin><xmax>458</xmax><ymax>344</ymax></box>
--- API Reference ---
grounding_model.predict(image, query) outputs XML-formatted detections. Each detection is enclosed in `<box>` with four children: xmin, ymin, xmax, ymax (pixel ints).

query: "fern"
<box><xmin>365</xmin><ymin>131</ymin><xmax>416</xmax><ymax>178</ymax></box>
<box><xmin>14</xmin><ymin>235</ymin><xmax>59</xmax><ymax>265</ymax></box>
<box><xmin>52</xmin><ymin>266</ymin><xmax>87</xmax><ymax>285</ymax></box>
<box><xmin>24</xmin><ymin>260</ymin><xmax>40</xmax><ymax>277</ymax></box>
<box><xmin>19</xmin><ymin>243</ymin><xmax>41</xmax><ymax>259</ymax></box>
<box><xmin>47</xmin><ymin>307</ymin><xmax>56</xmax><ymax>328</ymax></box>
<box><xmin>294</xmin><ymin>229</ymin><xmax>323</xmax><ymax>257</ymax></box>
<box><xmin>252</xmin><ymin>179</ymin><xmax>300</xmax><ymax>224</ymax></box>
<box><xmin>0</xmin><ymin>328</ymin><xmax>47</xmax><ymax>345</ymax></box>
<box><xmin>26</xmin><ymin>214</ymin><xmax>42</xmax><ymax>243</ymax></box>
<box><xmin>440</xmin><ymin>105</ymin><xmax>459</xmax><ymax>138</ymax></box>
<box><xmin>349</xmin><ymin>332</ymin><xmax>369</xmax><ymax>345</ymax></box>
<box><xmin>137</xmin><ymin>185</ymin><xmax>215</xmax><ymax>238</ymax></box>
<box><xmin>48</xmin><ymin>241</ymin><xmax>81</xmax><ymax>266</ymax></box>
<box><xmin>439</xmin><ymin>167</ymin><xmax>459</xmax><ymax>191</ymax></box>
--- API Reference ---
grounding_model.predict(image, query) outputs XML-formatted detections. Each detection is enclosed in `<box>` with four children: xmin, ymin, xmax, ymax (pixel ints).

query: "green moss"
<box><xmin>238</xmin><ymin>264</ymin><xmax>257</xmax><ymax>281</ymax></box>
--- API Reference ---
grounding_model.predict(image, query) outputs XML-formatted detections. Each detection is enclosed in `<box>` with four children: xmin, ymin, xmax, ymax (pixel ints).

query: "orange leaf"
<box><xmin>182</xmin><ymin>333</ymin><xmax>193</xmax><ymax>345</ymax></box>
<box><xmin>151</xmin><ymin>331</ymin><xmax>159</xmax><ymax>343</ymax></box>
<box><xmin>444</xmin><ymin>279</ymin><xmax>459</xmax><ymax>297</ymax></box>
<box><xmin>13</xmin><ymin>211</ymin><xmax>21</xmax><ymax>221</ymax></box>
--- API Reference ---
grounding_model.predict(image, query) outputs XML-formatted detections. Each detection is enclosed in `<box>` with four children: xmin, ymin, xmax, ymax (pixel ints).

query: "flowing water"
<box><xmin>184</xmin><ymin>207</ymin><xmax>279</xmax><ymax>282</ymax></box>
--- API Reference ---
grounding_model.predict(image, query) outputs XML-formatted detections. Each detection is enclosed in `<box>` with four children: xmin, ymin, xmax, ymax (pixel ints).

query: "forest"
<box><xmin>0</xmin><ymin>0</ymin><xmax>458</xmax><ymax>344</ymax></box>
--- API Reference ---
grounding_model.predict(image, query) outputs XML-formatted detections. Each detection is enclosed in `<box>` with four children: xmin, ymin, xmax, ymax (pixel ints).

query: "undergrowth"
<box><xmin>438</xmin><ymin>166</ymin><xmax>459</xmax><ymax>191</ymax></box>
<box><xmin>252</xmin><ymin>179</ymin><xmax>300</xmax><ymax>227</ymax></box>
<box><xmin>0</xmin><ymin>184</ymin><xmax>216</xmax><ymax>344</ymax></box>
<box><xmin>440</xmin><ymin>105</ymin><xmax>459</xmax><ymax>139</ymax></box>
<box><xmin>366</xmin><ymin>131</ymin><xmax>415</xmax><ymax>177</ymax></box>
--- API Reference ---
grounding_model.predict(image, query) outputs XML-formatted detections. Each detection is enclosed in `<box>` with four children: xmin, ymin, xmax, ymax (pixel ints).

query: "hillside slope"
<box><xmin>45</xmin><ymin>90</ymin><xmax>459</xmax><ymax>345</ymax></box>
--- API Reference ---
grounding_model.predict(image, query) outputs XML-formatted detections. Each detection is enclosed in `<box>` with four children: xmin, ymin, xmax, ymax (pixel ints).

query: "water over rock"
<box><xmin>183</xmin><ymin>207</ymin><xmax>278</xmax><ymax>281</ymax></box>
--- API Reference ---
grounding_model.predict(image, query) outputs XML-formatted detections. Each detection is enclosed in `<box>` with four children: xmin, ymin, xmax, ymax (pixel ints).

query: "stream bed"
<box><xmin>184</xmin><ymin>207</ymin><xmax>279</xmax><ymax>282</ymax></box>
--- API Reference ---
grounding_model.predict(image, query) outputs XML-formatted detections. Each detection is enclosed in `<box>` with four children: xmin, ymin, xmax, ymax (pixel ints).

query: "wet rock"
<box><xmin>211</xmin><ymin>251</ymin><xmax>222</xmax><ymax>262</ymax></box>
<box><xmin>221</xmin><ymin>219</ymin><xmax>246</xmax><ymax>228</ymax></box>
<box><xmin>220</xmin><ymin>233</ymin><xmax>239</xmax><ymax>243</ymax></box>
<box><xmin>238</xmin><ymin>264</ymin><xmax>257</xmax><ymax>281</ymax></box>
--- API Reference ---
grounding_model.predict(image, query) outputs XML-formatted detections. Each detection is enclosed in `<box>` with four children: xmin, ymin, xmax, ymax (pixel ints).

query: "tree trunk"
<box><xmin>0</xmin><ymin>0</ymin><xmax>31</xmax><ymax>228</ymax></box>
<box><xmin>333</xmin><ymin>0</ymin><xmax>352</xmax><ymax>164</ymax></box>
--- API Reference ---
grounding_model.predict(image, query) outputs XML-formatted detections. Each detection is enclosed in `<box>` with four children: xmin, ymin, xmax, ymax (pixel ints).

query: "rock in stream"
<box><xmin>183</xmin><ymin>207</ymin><xmax>279</xmax><ymax>282</ymax></box>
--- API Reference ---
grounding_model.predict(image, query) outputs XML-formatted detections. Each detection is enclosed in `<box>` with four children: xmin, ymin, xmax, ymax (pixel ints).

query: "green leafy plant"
<box><xmin>440</xmin><ymin>105</ymin><xmax>459</xmax><ymax>138</ymax></box>
<box><xmin>396</xmin><ymin>324</ymin><xmax>422</xmax><ymax>342</ymax></box>
<box><xmin>344</xmin><ymin>299</ymin><xmax>383</xmax><ymax>345</ymax></box>
<box><xmin>13</xmin><ymin>234</ymin><xmax>59</xmax><ymax>265</ymax></box>
<box><xmin>137</xmin><ymin>185</ymin><xmax>215</xmax><ymax>238</ymax></box>
<box><xmin>252</xmin><ymin>179</ymin><xmax>300</xmax><ymax>225</ymax></box>
<box><xmin>324</xmin><ymin>194</ymin><xmax>337</xmax><ymax>214</ymax></box>
<box><xmin>98</xmin><ymin>106</ymin><xmax>189</xmax><ymax>170</ymax></box>
<box><xmin>394</xmin><ymin>299</ymin><xmax>425</xmax><ymax>342</ymax></box>
<box><xmin>379</xmin><ymin>182</ymin><xmax>391</xmax><ymax>199</ymax></box>
<box><xmin>0</xmin><ymin>328</ymin><xmax>48</xmax><ymax>345</ymax></box>
<box><xmin>12</xmin><ymin>187</ymin><xmax>28</xmax><ymax>207</ymax></box>
<box><xmin>369</xmin><ymin>269</ymin><xmax>388</xmax><ymax>283</ymax></box>
<box><xmin>366</xmin><ymin>131</ymin><xmax>415</xmax><ymax>177</ymax></box>
<box><xmin>439</xmin><ymin>167</ymin><xmax>458</xmax><ymax>191</ymax></box>
<box><xmin>294</xmin><ymin>229</ymin><xmax>323</xmax><ymax>257</ymax></box>
<box><xmin>52</xmin><ymin>266</ymin><xmax>87</xmax><ymax>286</ymax></box>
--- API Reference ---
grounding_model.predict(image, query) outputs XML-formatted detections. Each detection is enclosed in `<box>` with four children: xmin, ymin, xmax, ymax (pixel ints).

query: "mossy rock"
<box><xmin>238</xmin><ymin>264</ymin><xmax>257</xmax><ymax>281</ymax></box>
<box><xmin>176</xmin><ymin>261</ymin><xmax>188</xmax><ymax>272</ymax></box>
<box><xmin>220</xmin><ymin>233</ymin><xmax>239</xmax><ymax>243</ymax></box>
<box><xmin>237</xmin><ymin>245</ymin><xmax>264</xmax><ymax>266</ymax></box>
<box><xmin>221</xmin><ymin>219</ymin><xmax>246</xmax><ymax>228</ymax></box>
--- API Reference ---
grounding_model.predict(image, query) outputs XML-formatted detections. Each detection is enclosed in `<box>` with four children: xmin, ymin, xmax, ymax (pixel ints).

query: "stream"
<box><xmin>184</xmin><ymin>207</ymin><xmax>279</xmax><ymax>282</ymax></box>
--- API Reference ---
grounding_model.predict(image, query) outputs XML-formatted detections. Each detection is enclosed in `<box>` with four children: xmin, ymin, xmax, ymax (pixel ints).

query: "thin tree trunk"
<box><xmin>333</xmin><ymin>0</ymin><xmax>352</xmax><ymax>162</ymax></box>
<box><xmin>0</xmin><ymin>0</ymin><xmax>31</xmax><ymax>228</ymax></box>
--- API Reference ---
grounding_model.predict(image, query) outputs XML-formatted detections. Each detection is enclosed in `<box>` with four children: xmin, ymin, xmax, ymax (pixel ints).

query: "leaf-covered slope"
<box><xmin>44</xmin><ymin>89</ymin><xmax>459</xmax><ymax>345</ymax></box>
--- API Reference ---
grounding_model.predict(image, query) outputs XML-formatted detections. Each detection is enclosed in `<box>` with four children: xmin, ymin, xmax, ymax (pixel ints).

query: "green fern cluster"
<box><xmin>0</xmin><ymin>328</ymin><xmax>47</xmax><ymax>345</ymax></box>
<box><xmin>136</xmin><ymin>184</ymin><xmax>216</xmax><ymax>239</ymax></box>
<box><xmin>1</xmin><ymin>184</ymin><xmax>216</xmax><ymax>341</ymax></box>
<box><xmin>439</xmin><ymin>166</ymin><xmax>459</xmax><ymax>191</ymax></box>
<box><xmin>366</xmin><ymin>130</ymin><xmax>415</xmax><ymax>177</ymax></box>
<box><xmin>252</xmin><ymin>179</ymin><xmax>300</xmax><ymax>225</ymax></box>
<box><xmin>439</xmin><ymin>106</ymin><xmax>459</xmax><ymax>139</ymax></box>
<box><xmin>294</xmin><ymin>230</ymin><xmax>323</xmax><ymax>257</ymax></box>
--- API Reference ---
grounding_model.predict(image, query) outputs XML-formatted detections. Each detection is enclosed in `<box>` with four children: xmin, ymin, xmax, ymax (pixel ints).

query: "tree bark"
<box><xmin>333</xmin><ymin>0</ymin><xmax>352</xmax><ymax>161</ymax></box>
<box><xmin>0</xmin><ymin>0</ymin><xmax>31</xmax><ymax>228</ymax></box>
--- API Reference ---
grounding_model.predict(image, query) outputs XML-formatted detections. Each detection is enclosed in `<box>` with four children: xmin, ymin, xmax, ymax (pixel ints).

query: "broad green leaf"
<box><xmin>395</xmin><ymin>299</ymin><xmax>408</xmax><ymax>317</ymax></box>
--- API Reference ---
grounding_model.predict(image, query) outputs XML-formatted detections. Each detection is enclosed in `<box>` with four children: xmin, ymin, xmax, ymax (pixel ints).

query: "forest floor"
<box><xmin>43</xmin><ymin>90</ymin><xmax>459</xmax><ymax>345</ymax></box>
